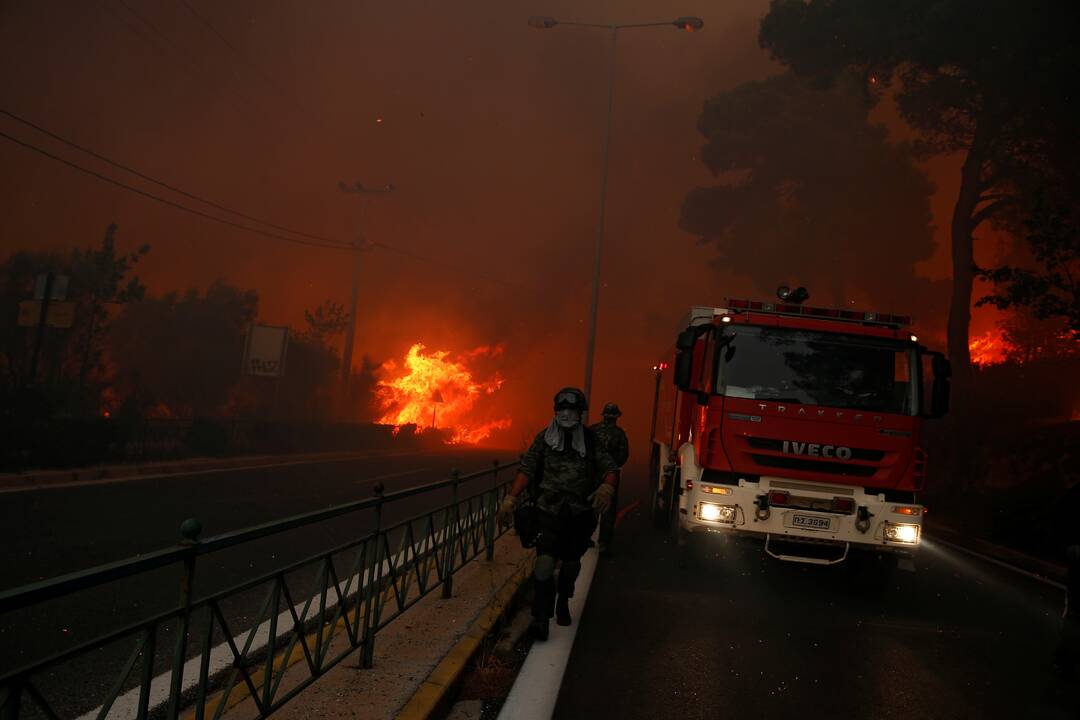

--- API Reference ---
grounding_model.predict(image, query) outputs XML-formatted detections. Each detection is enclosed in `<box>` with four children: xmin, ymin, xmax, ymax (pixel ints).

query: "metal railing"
<box><xmin>0</xmin><ymin>459</ymin><xmax>517</xmax><ymax>719</ymax></box>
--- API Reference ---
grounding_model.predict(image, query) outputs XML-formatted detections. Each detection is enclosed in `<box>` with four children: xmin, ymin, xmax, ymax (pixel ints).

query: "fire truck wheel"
<box><xmin>649</xmin><ymin>448</ymin><xmax>673</xmax><ymax>531</ymax></box>
<box><xmin>675</xmin><ymin>525</ymin><xmax>697</xmax><ymax>568</ymax></box>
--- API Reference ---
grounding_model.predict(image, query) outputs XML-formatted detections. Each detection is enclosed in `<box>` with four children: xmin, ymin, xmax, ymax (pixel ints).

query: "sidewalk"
<box><xmin>208</xmin><ymin>533</ymin><xmax>533</xmax><ymax>720</ymax></box>
<box><xmin>0</xmin><ymin>448</ymin><xmax>433</xmax><ymax>492</ymax></box>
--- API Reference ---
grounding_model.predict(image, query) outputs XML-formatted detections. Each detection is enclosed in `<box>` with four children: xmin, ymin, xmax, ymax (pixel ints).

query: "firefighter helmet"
<box><xmin>601</xmin><ymin>402</ymin><xmax>622</xmax><ymax>418</ymax></box>
<box><xmin>553</xmin><ymin>387</ymin><xmax>588</xmax><ymax>411</ymax></box>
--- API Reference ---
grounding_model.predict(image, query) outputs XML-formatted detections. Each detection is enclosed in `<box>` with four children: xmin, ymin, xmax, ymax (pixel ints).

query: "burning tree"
<box><xmin>376</xmin><ymin>343</ymin><xmax>510</xmax><ymax>445</ymax></box>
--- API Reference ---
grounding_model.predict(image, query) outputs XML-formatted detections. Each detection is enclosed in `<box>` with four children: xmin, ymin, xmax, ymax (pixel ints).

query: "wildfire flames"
<box><xmin>969</xmin><ymin>331</ymin><xmax>1007</xmax><ymax>367</ymax></box>
<box><xmin>376</xmin><ymin>343</ymin><xmax>511</xmax><ymax>445</ymax></box>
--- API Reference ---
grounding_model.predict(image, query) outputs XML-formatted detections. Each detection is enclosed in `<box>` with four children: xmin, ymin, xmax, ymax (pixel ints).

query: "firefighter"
<box><xmin>497</xmin><ymin>387</ymin><xmax>618</xmax><ymax>640</ymax></box>
<box><xmin>590</xmin><ymin>402</ymin><xmax>629</xmax><ymax>557</ymax></box>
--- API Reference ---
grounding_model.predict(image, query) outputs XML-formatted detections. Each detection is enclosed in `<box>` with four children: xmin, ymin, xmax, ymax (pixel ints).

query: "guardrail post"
<box><xmin>442</xmin><ymin>469</ymin><xmax>460</xmax><ymax>599</ymax></box>
<box><xmin>166</xmin><ymin>518</ymin><xmax>201</xmax><ymax>720</ymax></box>
<box><xmin>361</xmin><ymin>482</ymin><xmax>385</xmax><ymax>669</ymax></box>
<box><xmin>485</xmin><ymin>460</ymin><xmax>500</xmax><ymax>561</ymax></box>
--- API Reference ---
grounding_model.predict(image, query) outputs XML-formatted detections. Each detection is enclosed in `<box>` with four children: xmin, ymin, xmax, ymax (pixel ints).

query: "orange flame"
<box><xmin>376</xmin><ymin>343</ymin><xmax>511</xmax><ymax>445</ymax></box>
<box><xmin>970</xmin><ymin>331</ymin><xmax>1007</xmax><ymax>367</ymax></box>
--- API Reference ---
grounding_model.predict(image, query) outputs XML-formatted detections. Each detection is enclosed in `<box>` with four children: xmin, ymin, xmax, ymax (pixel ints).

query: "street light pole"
<box><xmin>529</xmin><ymin>16</ymin><xmax>703</xmax><ymax>411</ymax></box>
<box><xmin>338</xmin><ymin>181</ymin><xmax>395</xmax><ymax>395</ymax></box>
<box><xmin>582</xmin><ymin>24</ymin><xmax>618</xmax><ymax>418</ymax></box>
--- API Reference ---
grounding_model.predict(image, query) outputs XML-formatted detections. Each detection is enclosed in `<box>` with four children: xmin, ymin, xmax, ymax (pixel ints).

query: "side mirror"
<box><xmin>676</xmin><ymin>329</ymin><xmax>697</xmax><ymax>351</ymax></box>
<box><xmin>925</xmin><ymin>352</ymin><xmax>951</xmax><ymax>418</ymax></box>
<box><xmin>673</xmin><ymin>350</ymin><xmax>694</xmax><ymax>390</ymax></box>
<box><xmin>932</xmin><ymin>355</ymin><xmax>952</xmax><ymax>379</ymax></box>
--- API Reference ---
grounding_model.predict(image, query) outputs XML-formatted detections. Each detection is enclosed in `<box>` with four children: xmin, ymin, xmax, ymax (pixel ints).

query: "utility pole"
<box><xmin>337</xmin><ymin>181</ymin><xmax>394</xmax><ymax>393</ymax></box>
<box><xmin>28</xmin><ymin>273</ymin><xmax>55</xmax><ymax>385</ymax></box>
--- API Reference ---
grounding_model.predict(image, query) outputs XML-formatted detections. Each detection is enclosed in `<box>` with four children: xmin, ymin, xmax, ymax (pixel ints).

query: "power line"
<box><xmin>371</xmin><ymin>241</ymin><xmax>546</xmax><ymax>298</ymax></box>
<box><xmin>111</xmin><ymin>0</ymin><xmax>205</xmax><ymax>86</ymax></box>
<box><xmin>116</xmin><ymin>0</ymin><xmax>204</xmax><ymax>75</ymax></box>
<box><xmin>1</xmin><ymin>128</ymin><xmax>545</xmax><ymax>293</ymax></box>
<box><xmin>0</xmin><ymin>130</ymin><xmax>354</xmax><ymax>251</ymax></box>
<box><xmin>1</xmin><ymin>108</ymin><xmax>342</xmax><ymax>245</ymax></box>
<box><xmin>177</xmin><ymin>0</ymin><xmax>281</xmax><ymax>93</ymax></box>
<box><xmin>102</xmin><ymin>0</ymin><xmax>295</xmax><ymax>142</ymax></box>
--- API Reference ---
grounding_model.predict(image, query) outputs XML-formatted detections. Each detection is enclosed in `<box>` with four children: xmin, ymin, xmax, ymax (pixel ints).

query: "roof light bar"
<box><xmin>723</xmin><ymin>298</ymin><xmax>911</xmax><ymax>328</ymax></box>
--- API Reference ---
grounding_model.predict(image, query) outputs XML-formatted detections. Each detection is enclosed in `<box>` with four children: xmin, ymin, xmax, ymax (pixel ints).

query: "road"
<box><xmin>0</xmin><ymin>447</ymin><xmax>516</xmax><ymax>716</ymax></box>
<box><xmin>555</xmin><ymin>462</ymin><xmax>1076</xmax><ymax>720</ymax></box>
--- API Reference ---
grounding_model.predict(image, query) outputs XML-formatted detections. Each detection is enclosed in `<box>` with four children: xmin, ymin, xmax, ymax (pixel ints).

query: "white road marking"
<box><xmin>76</xmin><ymin>508</ymin><xmax>485</xmax><ymax>720</ymax></box>
<box><xmin>0</xmin><ymin>451</ymin><xmax>427</xmax><ymax>494</ymax></box>
<box><xmin>497</xmin><ymin>532</ymin><xmax>600</xmax><ymax>720</ymax></box>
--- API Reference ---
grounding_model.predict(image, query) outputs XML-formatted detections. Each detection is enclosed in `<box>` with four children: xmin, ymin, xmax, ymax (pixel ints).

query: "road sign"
<box><xmin>17</xmin><ymin>300</ymin><xmax>75</xmax><ymax>328</ymax></box>
<box><xmin>33</xmin><ymin>274</ymin><xmax>69</xmax><ymax>301</ymax></box>
<box><xmin>242</xmin><ymin>324</ymin><xmax>289</xmax><ymax>377</ymax></box>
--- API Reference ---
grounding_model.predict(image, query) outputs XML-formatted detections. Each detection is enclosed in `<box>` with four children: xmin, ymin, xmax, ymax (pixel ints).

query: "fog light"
<box><xmin>700</xmin><ymin>503</ymin><xmax>736</xmax><ymax>523</ymax></box>
<box><xmin>883</xmin><ymin>522</ymin><xmax>920</xmax><ymax>544</ymax></box>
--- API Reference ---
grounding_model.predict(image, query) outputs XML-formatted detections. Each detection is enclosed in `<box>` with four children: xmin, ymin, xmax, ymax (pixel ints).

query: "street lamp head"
<box><xmin>673</xmin><ymin>16</ymin><xmax>704</xmax><ymax>32</ymax></box>
<box><xmin>528</xmin><ymin>16</ymin><xmax>558</xmax><ymax>29</ymax></box>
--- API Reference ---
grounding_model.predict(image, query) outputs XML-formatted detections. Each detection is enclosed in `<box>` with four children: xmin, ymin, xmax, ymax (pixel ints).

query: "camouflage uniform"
<box><xmin>519</xmin><ymin>426</ymin><xmax>617</xmax><ymax>625</ymax></box>
<box><xmin>519</xmin><ymin>428</ymin><xmax>617</xmax><ymax>514</ymax></box>
<box><xmin>591</xmin><ymin>416</ymin><xmax>629</xmax><ymax>553</ymax></box>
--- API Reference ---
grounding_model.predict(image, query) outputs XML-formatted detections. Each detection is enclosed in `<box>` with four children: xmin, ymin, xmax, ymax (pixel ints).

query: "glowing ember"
<box><xmin>970</xmin><ymin>331</ymin><xmax>1007</xmax><ymax>367</ymax></box>
<box><xmin>376</xmin><ymin>343</ymin><xmax>511</xmax><ymax>444</ymax></box>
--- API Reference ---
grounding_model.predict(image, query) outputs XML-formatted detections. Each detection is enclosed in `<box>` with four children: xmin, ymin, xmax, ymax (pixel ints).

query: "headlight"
<box><xmin>883</xmin><ymin>522</ymin><xmax>920</xmax><ymax>544</ymax></box>
<box><xmin>699</xmin><ymin>503</ymin><xmax>736</xmax><ymax>523</ymax></box>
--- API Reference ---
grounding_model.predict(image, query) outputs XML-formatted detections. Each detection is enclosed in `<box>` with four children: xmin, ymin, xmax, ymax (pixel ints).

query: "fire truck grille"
<box><xmin>749</xmin><ymin>454</ymin><xmax>878</xmax><ymax>478</ymax></box>
<box><xmin>746</xmin><ymin>436</ymin><xmax>885</xmax><ymax>462</ymax></box>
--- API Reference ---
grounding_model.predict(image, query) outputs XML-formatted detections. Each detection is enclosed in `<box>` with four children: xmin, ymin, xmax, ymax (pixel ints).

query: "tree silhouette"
<box><xmin>680</xmin><ymin>71</ymin><xmax>940</xmax><ymax>315</ymax></box>
<box><xmin>759</xmin><ymin>0</ymin><xmax>1080</xmax><ymax>376</ymax></box>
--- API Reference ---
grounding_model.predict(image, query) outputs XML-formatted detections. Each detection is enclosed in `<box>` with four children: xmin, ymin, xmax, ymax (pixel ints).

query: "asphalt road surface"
<box><xmin>556</xmin><ymin>462</ymin><xmax>1076</xmax><ymax>720</ymax></box>
<box><xmin>0</xmin><ymin>447</ymin><xmax>516</xmax><ymax>716</ymax></box>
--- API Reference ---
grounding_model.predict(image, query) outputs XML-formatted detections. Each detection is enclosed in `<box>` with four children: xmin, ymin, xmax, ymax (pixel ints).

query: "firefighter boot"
<box><xmin>555</xmin><ymin>562</ymin><xmax>580</xmax><ymax>627</ymax></box>
<box><xmin>555</xmin><ymin>596</ymin><xmax>572</xmax><ymax>626</ymax></box>
<box><xmin>530</xmin><ymin>578</ymin><xmax>555</xmax><ymax>641</ymax></box>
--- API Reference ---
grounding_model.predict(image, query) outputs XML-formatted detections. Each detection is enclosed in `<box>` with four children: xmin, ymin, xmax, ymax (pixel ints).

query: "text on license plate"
<box><xmin>791</xmin><ymin>514</ymin><xmax>832</xmax><ymax>531</ymax></box>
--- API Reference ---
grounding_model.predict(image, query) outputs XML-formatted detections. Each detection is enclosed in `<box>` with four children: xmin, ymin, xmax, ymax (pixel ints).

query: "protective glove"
<box><xmin>497</xmin><ymin>494</ymin><xmax>519</xmax><ymax>528</ymax></box>
<box><xmin>592</xmin><ymin>483</ymin><xmax>615</xmax><ymax>516</ymax></box>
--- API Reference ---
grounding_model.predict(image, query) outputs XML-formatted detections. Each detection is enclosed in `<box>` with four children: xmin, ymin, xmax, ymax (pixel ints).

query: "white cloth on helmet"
<box><xmin>544</xmin><ymin>417</ymin><xmax>586</xmax><ymax>457</ymax></box>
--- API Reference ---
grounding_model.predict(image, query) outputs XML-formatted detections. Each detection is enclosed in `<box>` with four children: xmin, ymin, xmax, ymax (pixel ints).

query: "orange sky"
<box><xmin>0</xmin><ymin>0</ymin><xmax>1008</xmax><ymax>448</ymax></box>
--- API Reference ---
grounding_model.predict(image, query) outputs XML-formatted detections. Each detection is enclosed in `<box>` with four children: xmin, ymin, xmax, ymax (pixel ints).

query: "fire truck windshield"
<box><xmin>715</xmin><ymin>326</ymin><xmax>916</xmax><ymax>415</ymax></box>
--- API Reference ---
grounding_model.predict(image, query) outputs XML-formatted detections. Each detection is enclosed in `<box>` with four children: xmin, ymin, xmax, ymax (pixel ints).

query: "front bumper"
<box><xmin>679</xmin><ymin>475</ymin><xmax>923</xmax><ymax>558</ymax></box>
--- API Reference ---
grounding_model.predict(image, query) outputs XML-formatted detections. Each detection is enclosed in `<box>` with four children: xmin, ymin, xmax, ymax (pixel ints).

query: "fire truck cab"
<box><xmin>649</xmin><ymin>288</ymin><xmax>952</xmax><ymax>566</ymax></box>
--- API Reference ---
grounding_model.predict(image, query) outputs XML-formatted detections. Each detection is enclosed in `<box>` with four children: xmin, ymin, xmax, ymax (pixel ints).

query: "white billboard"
<box><xmin>242</xmin><ymin>324</ymin><xmax>289</xmax><ymax>377</ymax></box>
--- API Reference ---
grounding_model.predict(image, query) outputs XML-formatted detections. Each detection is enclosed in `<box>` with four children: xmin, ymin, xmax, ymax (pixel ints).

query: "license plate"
<box><xmin>791</xmin><ymin>513</ymin><xmax>832</xmax><ymax>531</ymax></box>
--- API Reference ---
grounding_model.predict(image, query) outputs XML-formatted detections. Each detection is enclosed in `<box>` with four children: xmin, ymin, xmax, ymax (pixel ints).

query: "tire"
<box><xmin>675</xmin><ymin>523</ymin><xmax>695</xmax><ymax>568</ymax></box>
<box><xmin>649</xmin><ymin>447</ymin><xmax>672</xmax><ymax>531</ymax></box>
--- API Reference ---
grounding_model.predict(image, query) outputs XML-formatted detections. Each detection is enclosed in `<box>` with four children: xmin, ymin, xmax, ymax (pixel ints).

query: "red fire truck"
<box><xmin>648</xmin><ymin>287</ymin><xmax>952</xmax><ymax>567</ymax></box>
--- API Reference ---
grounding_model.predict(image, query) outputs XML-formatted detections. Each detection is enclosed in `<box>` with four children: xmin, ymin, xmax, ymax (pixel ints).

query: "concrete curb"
<box><xmin>394</xmin><ymin>558</ymin><xmax>534</xmax><ymax>720</ymax></box>
<box><xmin>926</xmin><ymin>520</ymin><xmax>1067</xmax><ymax>586</ymax></box>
